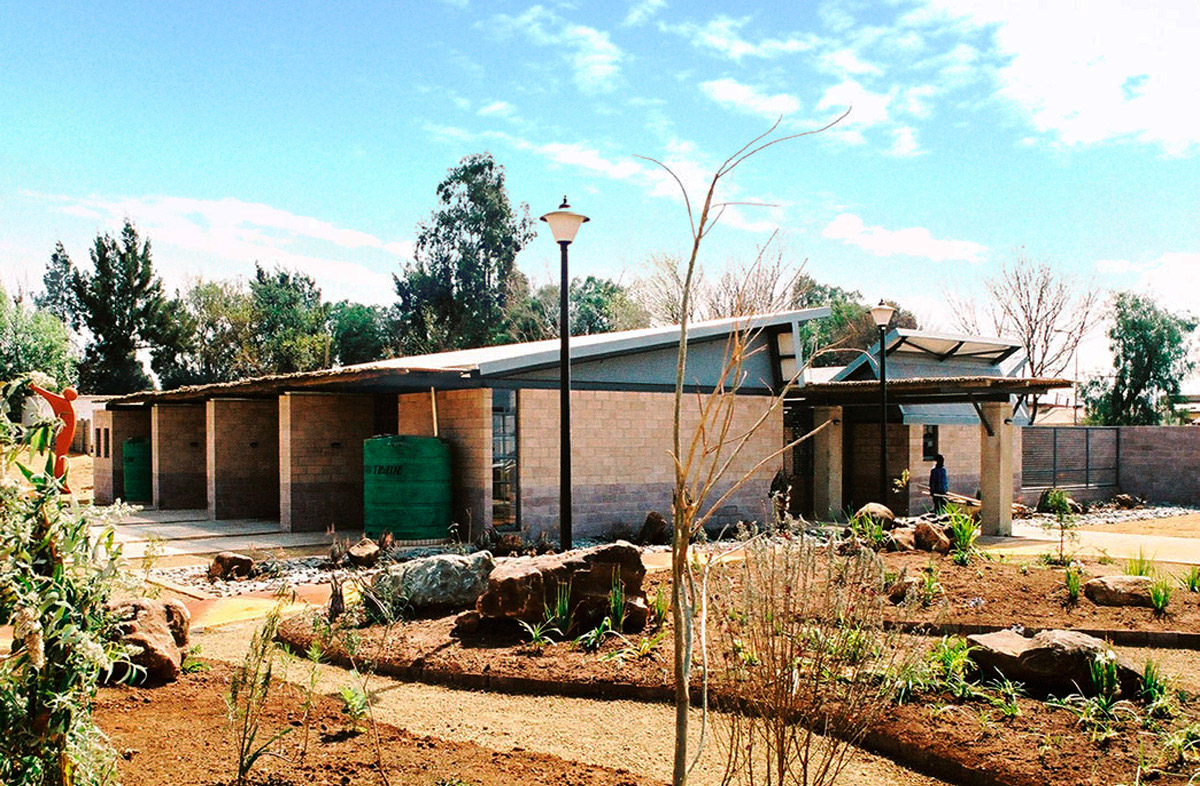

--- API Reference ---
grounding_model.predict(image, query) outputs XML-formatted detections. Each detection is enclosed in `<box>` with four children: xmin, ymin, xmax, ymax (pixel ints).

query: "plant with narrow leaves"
<box><xmin>338</xmin><ymin>681</ymin><xmax>370</xmax><ymax>734</ymax></box>
<box><xmin>1125</xmin><ymin>549</ymin><xmax>1157</xmax><ymax>577</ymax></box>
<box><xmin>608</xmin><ymin>574</ymin><xmax>627</xmax><ymax>631</ymax></box>
<box><xmin>946</xmin><ymin>505</ymin><xmax>981</xmax><ymax>566</ymax></box>
<box><xmin>1140</xmin><ymin>659</ymin><xmax>1174</xmax><ymax>719</ymax></box>
<box><xmin>543</xmin><ymin>579</ymin><xmax>572</xmax><ymax>633</ymax></box>
<box><xmin>226</xmin><ymin>611</ymin><xmax>291</xmax><ymax>785</ymax></box>
<box><xmin>1149</xmin><ymin>577</ymin><xmax>1172</xmax><ymax>616</ymax></box>
<box><xmin>649</xmin><ymin>583</ymin><xmax>669</xmax><ymax>629</ymax></box>
<box><xmin>518</xmin><ymin>619</ymin><xmax>560</xmax><ymax>651</ymax></box>
<box><xmin>1064</xmin><ymin>565</ymin><xmax>1083</xmax><ymax>605</ymax></box>
<box><xmin>576</xmin><ymin>617</ymin><xmax>614</xmax><ymax>652</ymax></box>
<box><xmin>1178</xmin><ymin>566</ymin><xmax>1200</xmax><ymax>593</ymax></box>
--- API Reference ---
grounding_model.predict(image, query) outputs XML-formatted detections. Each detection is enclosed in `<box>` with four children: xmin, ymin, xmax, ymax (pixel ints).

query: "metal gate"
<box><xmin>1021</xmin><ymin>427</ymin><xmax>1119</xmax><ymax>489</ymax></box>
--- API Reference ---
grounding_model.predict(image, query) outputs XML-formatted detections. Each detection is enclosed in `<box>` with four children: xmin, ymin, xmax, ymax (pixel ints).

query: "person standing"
<box><xmin>930</xmin><ymin>454</ymin><xmax>949</xmax><ymax>514</ymax></box>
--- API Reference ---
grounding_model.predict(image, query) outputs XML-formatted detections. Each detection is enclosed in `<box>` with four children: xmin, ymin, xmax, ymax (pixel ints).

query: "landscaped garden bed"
<box><xmin>95</xmin><ymin>662</ymin><xmax>657</xmax><ymax>786</ymax></box>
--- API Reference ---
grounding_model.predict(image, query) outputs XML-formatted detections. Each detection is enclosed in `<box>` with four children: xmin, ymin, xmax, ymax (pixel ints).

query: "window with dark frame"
<box><xmin>491</xmin><ymin>389</ymin><xmax>519</xmax><ymax>531</ymax></box>
<box><xmin>103</xmin><ymin>428</ymin><xmax>110</xmax><ymax>459</ymax></box>
<box><xmin>922</xmin><ymin>424</ymin><xmax>939</xmax><ymax>461</ymax></box>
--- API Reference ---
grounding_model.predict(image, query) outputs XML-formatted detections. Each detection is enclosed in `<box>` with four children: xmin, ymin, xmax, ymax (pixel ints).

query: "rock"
<box><xmin>347</xmin><ymin>538</ymin><xmax>381</xmax><ymax>568</ymax></box>
<box><xmin>372</xmin><ymin>551</ymin><xmax>495</xmax><ymax>613</ymax></box>
<box><xmin>968</xmin><ymin>628</ymin><xmax>1141</xmax><ymax>697</ymax></box>
<box><xmin>106</xmin><ymin>598</ymin><xmax>191</xmax><ymax>684</ymax></box>
<box><xmin>1084</xmin><ymin>575</ymin><xmax>1155</xmax><ymax>607</ymax></box>
<box><xmin>476</xmin><ymin>541</ymin><xmax>646</xmax><ymax>631</ymax></box>
<box><xmin>1113</xmin><ymin>493</ymin><xmax>1140</xmax><ymax>510</ymax></box>
<box><xmin>451</xmin><ymin>610</ymin><xmax>481</xmax><ymax>636</ymax></box>
<box><xmin>887</xmin><ymin>574</ymin><xmax>921</xmax><ymax>604</ymax></box>
<box><xmin>854</xmin><ymin>502</ymin><xmax>895</xmax><ymax>528</ymax></box>
<box><xmin>636</xmin><ymin>511</ymin><xmax>671</xmax><ymax>546</ymax></box>
<box><xmin>886</xmin><ymin>527</ymin><xmax>916</xmax><ymax>552</ymax></box>
<box><xmin>208</xmin><ymin>551</ymin><xmax>254</xmax><ymax>581</ymax></box>
<box><xmin>914</xmin><ymin>521</ymin><xmax>951</xmax><ymax>554</ymax></box>
<box><xmin>1012</xmin><ymin>503</ymin><xmax>1034</xmax><ymax>519</ymax></box>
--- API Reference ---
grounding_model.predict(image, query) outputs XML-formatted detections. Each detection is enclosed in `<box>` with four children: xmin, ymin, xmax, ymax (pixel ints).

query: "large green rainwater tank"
<box><xmin>363</xmin><ymin>435</ymin><xmax>452</xmax><ymax>541</ymax></box>
<box><xmin>122</xmin><ymin>437</ymin><xmax>152</xmax><ymax>503</ymax></box>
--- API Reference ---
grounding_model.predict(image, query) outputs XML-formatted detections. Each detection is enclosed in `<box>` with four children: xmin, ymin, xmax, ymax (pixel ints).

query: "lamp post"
<box><xmin>870</xmin><ymin>301</ymin><xmax>896</xmax><ymax>506</ymax></box>
<box><xmin>540</xmin><ymin>197</ymin><xmax>589</xmax><ymax>552</ymax></box>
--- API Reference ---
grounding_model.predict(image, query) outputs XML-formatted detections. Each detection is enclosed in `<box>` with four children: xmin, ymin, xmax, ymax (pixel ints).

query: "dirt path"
<box><xmin>193</xmin><ymin>619</ymin><xmax>951</xmax><ymax>786</ymax></box>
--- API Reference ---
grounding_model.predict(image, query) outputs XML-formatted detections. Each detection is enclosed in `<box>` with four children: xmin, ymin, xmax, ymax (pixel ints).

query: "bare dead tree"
<box><xmin>948</xmin><ymin>250</ymin><xmax>1099</xmax><ymax>420</ymax></box>
<box><xmin>637</xmin><ymin>109</ymin><xmax>849</xmax><ymax>786</ymax></box>
<box><xmin>703</xmin><ymin>233</ymin><xmax>806</xmax><ymax>319</ymax></box>
<box><xmin>636</xmin><ymin>253</ymin><xmax>705</xmax><ymax>326</ymax></box>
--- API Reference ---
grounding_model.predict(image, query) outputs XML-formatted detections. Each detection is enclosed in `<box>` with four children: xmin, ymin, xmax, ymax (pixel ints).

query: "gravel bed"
<box><xmin>1025</xmin><ymin>504</ymin><xmax>1200</xmax><ymax>528</ymax></box>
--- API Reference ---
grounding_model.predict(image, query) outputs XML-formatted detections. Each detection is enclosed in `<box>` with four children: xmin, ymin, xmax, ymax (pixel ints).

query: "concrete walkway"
<box><xmin>983</xmin><ymin>521</ymin><xmax>1200</xmax><ymax>566</ymax></box>
<box><xmin>96</xmin><ymin>508</ymin><xmax>360</xmax><ymax>566</ymax></box>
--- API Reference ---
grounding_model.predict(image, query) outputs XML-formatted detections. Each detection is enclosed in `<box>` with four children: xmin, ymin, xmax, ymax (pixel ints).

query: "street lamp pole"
<box><xmin>540</xmin><ymin>198</ymin><xmax>589</xmax><ymax>552</ymax></box>
<box><xmin>870</xmin><ymin>301</ymin><xmax>896</xmax><ymax>507</ymax></box>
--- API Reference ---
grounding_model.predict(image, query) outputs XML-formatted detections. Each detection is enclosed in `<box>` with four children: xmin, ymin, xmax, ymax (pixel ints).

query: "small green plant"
<box><xmin>182</xmin><ymin>644</ymin><xmax>211</xmax><ymax>673</ymax></box>
<box><xmin>984</xmin><ymin>677</ymin><xmax>1025</xmax><ymax>718</ymax></box>
<box><xmin>518</xmin><ymin>619</ymin><xmax>560</xmax><ymax>651</ymax></box>
<box><xmin>1064</xmin><ymin>565</ymin><xmax>1083</xmax><ymax>605</ymax></box>
<box><xmin>928</xmin><ymin>635</ymin><xmax>975</xmax><ymax>683</ymax></box>
<box><xmin>1140</xmin><ymin>660</ymin><xmax>1174</xmax><ymax>719</ymax></box>
<box><xmin>888</xmin><ymin>658</ymin><xmax>933</xmax><ymax>705</ymax></box>
<box><xmin>848</xmin><ymin>512</ymin><xmax>888</xmax><ymax>551</ymax></box>
<box><xmin>1039</xmin><ymin>489</ymin><xmax>1077</xmax><ymax>565</ymax></box>
<box><xmin>1096</xmin><ymin>548</ymin><xmax>1115</xmax><ymax>565</ymax></box>
<box><xmin>298</xmin><ymin>641</ymin><xmax>324</xmax><ymax>760</ymax></box>
<box><xmin>649</xmin><ymin>583</ymin><xmax>669</xmax><ymax>628</ymax></box>
<box><xmin>946</xmin><ymin>505</ymin><xmax>981</xmax><ymax>566</ymax></box>
<box><xmin>919</xmin><ymin>563</ymin><xmax>943</xmax><ymax>607</ymax></box>
<box><xmin>338</xmin><ymin>681</ymin><xmax>370</xmax><ymax>734</ymax></box>
<box><xmin>1149</xmin><ymin>577</ymin><xmax>1172</xmax><ymax>616</ymax></box>
<box><xmin>576</xmin><ymin>617</ymin><xmax>614</xmax><ymax>652</ymax></box>
<box><xmin>608</xmin><ymin>574</ymin><xmax>627</xmax><ymax>631</ymax></box>
<box><xmin>1051</xmin><ymin>650</ymin><xmax>1140</xmax><ymax>742</ymax></box>
<box><xmin>227</xmin><ymin>611</ymin><xmax>291</xmax><ymax>786</ymax></box>
<box><xmin>543</xmin><ymin>578</ymin><xmax>572</xmax><ymax>632</ymax></box>
<box><xmin>1125</xmin><ymin>548</ymin><xmax>1157</xmax><ymax>577</ymax></box>
<box><xmin>1178</xmin><ymin>566</ymin><xmax>1200</xmax><ymax>593</ymax></box>
<box><xmin>1159</xmin><ymin>722</ymin><xmax>1200</xmax><ymax>771</ymax></box>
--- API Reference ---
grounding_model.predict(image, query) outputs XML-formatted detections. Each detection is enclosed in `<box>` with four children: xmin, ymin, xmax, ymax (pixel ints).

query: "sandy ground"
<box><xmin>192</xmin><ymin>618</ymin><xmax>951</xmax><ymax>786</ymax></box>
<box><xmin>1081</xmin><ymin>513</ymin><xmax>1200</xmax><ymax>539</ymax></box>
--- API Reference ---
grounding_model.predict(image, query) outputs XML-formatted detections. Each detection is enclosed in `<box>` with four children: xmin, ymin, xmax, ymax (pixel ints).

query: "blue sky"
<box><xmin>2</xmin><ymin>1</ymin><xmax>1198</xmax><ymax>378</ymax></box>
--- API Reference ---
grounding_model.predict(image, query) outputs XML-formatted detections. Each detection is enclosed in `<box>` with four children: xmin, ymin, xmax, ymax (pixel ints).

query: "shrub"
<box><xmin>608</xmin><ymin>574</ymin><xmax>627</xmax><ymax>631</ymax></box>
<box><xmin>1125</xmin><ymin>549</ymin><xmax>1157</xmax><ymax>577</ymax></box>
<box><xmin>1178</xmin><ymin>566</ymin><xmax>1200</xmax><ymax>593</ymax></box>
<box><xmin>0</xmin><ymin>383</ymin><xmax>134</xmax><ymax>786</ymax></box>
<box><xmin>543</xmin><ymin>579</ymin><xmax>572</xmax><ymax>632</ymax></box>
<box><xmin>1150</xmin><ymin>577</ymin><xmax>1172</xmax><ymax>616</ymax></box>
<box><xmin>227</xmin><ymin>611</ymin><xmax>291</xmax><ymax>785</ymax></box>
<box><xmin>649</xmin><ymin>583</ymin><xmax>669</xmax><ymax>628</ymax></box>
<box><xmin>946</xmin><ymin>506</ymin><xmax>981</xmax><ymax>566</ymax></box>
<box><xmin>848</xmin><ymin>512</ymin><xmax>887</xmax><ymax>551</ymax></box>
<box><xmin>1039</xmin><ymin>489</ymin><xmax>1078</xmax><ymax>565</ymax></box>
<box><xmin>338</xmin><ymin>681</ymin><xmax>370</xmax><ymax>734</ymax></box>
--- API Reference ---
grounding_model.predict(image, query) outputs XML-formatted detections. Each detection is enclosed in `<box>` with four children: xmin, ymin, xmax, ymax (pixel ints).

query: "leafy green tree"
<box><xmin>34</xmin><ymin>243</ymin><xmax>77</xmax><ymax>325</ymax></box>
<box><xmin>330</xmin><ymin>301</ymin><xmax>392</xmax><ymax>366</ymax></box>
<box><xmin>151</xmin><ymin>279</ymin><xmax>255</xmax><ymax>388</ymax></box>
<box><xmin>394</xmin><ymin>153</ymin><xmax>536</xmax><ymax>353</ymax></box>
<box><xmin>70</xmin><ymin>221</ymin><xmax>175</xmax><ymax>394</ymax></box>
<box><xmin>1082</xmin><ymin>291</ymin><xmax>1197</xmax><ymax>425</ymax></box>
<box><xmin>0</xmin><ymin>288</ymin><xmax>76</xmax><ymax>389</ymax></box>
<box><xmin>507</xmin><ymin>275</ymin><xmax>650</xmax><ymax>341</ymax></box>
<box><xmin>245</xmin><ymin>265</ymin><xmax>331</xmax><ymax>375</ymax></box>
<box><xmin>791</xmin><ymin>275</ymin><xmax>918</xmax><ymax>366</ymax></box>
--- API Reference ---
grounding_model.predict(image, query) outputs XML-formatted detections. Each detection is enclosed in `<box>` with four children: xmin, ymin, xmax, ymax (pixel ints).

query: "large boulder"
<box><xmin>886</xmin><ymin>527</ymin><xmax>916</xmax><ymax>552</ymax></box>
<box><xmin>107</xmin><ymin>598</ymin><xmax>191</xmax><ymax>684</ymax></box>
<box><xmin>476</xmin><ymin>541</ymin><xmax>646</xmax><ymax>631</ymax></box>
<box><xmin>914</xmin><ymin>521</ymin><xmax>951</xmax><ymax>554</ymax></box>
<box><xmin>854</xmin><ymin>502</ymin><xmax>895</xmax><ymax>529</ymax></box>
<box><xmin>1084</xmin><ymin>575</ymin><xmax>1155</xmax><ymax>607</ymax></box>
<box><xmin>371</xmin><ymin>551</ymin><xmax>495</xmax><ymax>613</ymax></box>
<box><xmin>636</xmin><ymin>511</ymin><xmax>671</xmax><ymax>546</ymax></box>
<box><xmin>208</xmin><ymin>551</ymin><xmax>254</xmax><ymax>581</ymax></box>
<box><xmin>968</xmin><ymin>628</ymin><xmax>1141</xmax><ymax>697</ymax></box>
<box><xmin>1113</xmin><ymin>493</ymin><xmax>1141</xmax><ymax>510</ymax></box>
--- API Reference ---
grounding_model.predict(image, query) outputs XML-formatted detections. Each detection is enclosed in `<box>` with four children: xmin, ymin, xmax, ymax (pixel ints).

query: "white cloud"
<box><xmin>490</xmin><ymin>6</ymin><xmax>624</xmax><ymax>93</ymax></box>
<box><xmin>623</xmin><ymin>0</ymin><xmax>666</xmax><ymax>27</ymax></box>
<box><xmin>817</xmin><ymin>80</ymin><xmax>892</xmax><ymax>128</ymax></box>
<box><xmin>916</xmin><ymin>0</ymin><xmax>1200</xmax><ymax>154</ymax></box>
<box><xmin>662</xmin><ymin>15</ymin><xmax>819</xmax><ymax>61</ymax></box>
<box><xmin>700</xmin><ymin>78</ymin><xmax>801</xmax><ymax>119</ymax></box>
<box><xmin>478</xmin><ymin>100</ymin><xmax>516</xmax><ymax>118</ymax></box>
<box><xmin>1132</xmin><ymin>252</ymin><xmax>1200</xmax><ymax>314</ymax></box>
<box><xmin>818</xmin><ymin>47</ymin><xmax>882</xmax><ymax>76</ymax></box>
<box><xmin>35</xmin><ymin>193</ymin><xmax>407</xmax><ymax>304</ymax></box>
<box><xmin>886</xmin><ymin>126</ymin><xmax>923</xmax><ymax>157</ymax></box>
<box><xmin>823</xmin><ymin>213</ymin><xmax>986</xmax><ymax>262</ymax></box>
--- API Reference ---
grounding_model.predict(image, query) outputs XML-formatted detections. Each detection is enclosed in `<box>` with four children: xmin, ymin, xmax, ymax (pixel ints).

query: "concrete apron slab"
<box><xmin>983</xmin><ymin>522</ymin><xmax>1200</xmax><ymax>566</ymax></box>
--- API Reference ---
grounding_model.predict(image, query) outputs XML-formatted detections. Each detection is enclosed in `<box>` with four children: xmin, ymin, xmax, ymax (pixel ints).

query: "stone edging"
<box><xmin>886</xmin><ymin>620</ymin><xmax>1200</xmax><ymax>649</ymax></box>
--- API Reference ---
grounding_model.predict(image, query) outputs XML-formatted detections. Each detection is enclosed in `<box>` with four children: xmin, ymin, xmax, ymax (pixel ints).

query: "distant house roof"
<box><xmin>104</xmin><ymin>307</ymin><xmax>832</xmax><ymax>406</ymax></box>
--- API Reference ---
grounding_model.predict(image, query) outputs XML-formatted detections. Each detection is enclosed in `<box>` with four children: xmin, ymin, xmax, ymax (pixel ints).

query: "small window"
<box><xmin>922</xmin><ymin>425</ymin><xmax>938</xmax><ymax>462</ymax></box>
<box><xmin>103</xmin><ymin>429</ymin><xmax>111</xmax><ymax>459</ymax></box>
<box><xmin>94</xmin><ymin>427</ymin><xmax>101</xmax><ymax>456</ymax></box>
<box><xmin>491</xmin><ymin>389</ymin><xmax>519</xmax><ymax>531</ymax></box>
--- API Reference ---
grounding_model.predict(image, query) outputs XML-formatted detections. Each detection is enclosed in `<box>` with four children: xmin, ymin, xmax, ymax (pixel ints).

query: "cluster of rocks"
<box><xmin>851</xmin><ymin>503</ymin><xmax>955</xmax><ymax>555</ymax></box>
<box><xmin>968</xmin><ymin>628</ymin><xmax>1141</xmax><ymax>698</ymax></box>
<box><xmin>365</xmin><ymin>540</ymin><xmax>649</xmax><ymax>636</ymax></box>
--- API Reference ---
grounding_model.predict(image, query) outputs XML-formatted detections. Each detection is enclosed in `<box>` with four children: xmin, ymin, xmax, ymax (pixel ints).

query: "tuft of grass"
<box><xmin>649</xmin><ymin>583</ymin><xmax>669</xmax><ymax>628</ymax></box>
<box><xmin>1149</xmin><ymin>577</ymin><xmax>1172</xmax><ymax>616</ymax></box>
<box><xmin>919</xmin><ymin>563</ymin><xmax>943</xmax><ymax>607</ymax></box>
<box><xmin>1141</xmin><ymin>659</ymin><xmax>1174</xmax><ymax>719</ymax></box>
<box><xmin>946</xmin><ymin>506</ymin><xmax>981</xmax><ymax>566</ymax></box>
<box><xmin>1178</xmin><ymin>566</ymin><xmax>1200</xmax><ymax>593</ymax></box>
<box><xmin>576</xmin><ymin>617</ymin><xmax>614</xmax><ymax>652</ymax></box>
<box><xmin>518</xmin><ymin>619</ymin><xmax>560</xmax><ymax>650</ymax></box>
<box><xmin>543</xmin><ymin>579</ymin><xmax>572</xmax><ymax>632</ymax></box>
<box><xmin>1125</xmin><ymin>549</ymin><xmax>1157</xmax><ymax>577</ymax></box>
<box><xmin>608</xmin><ymin>574</ymin><xmax>627</xmax><ymax>631</ymax></box>
<box><xmin>1064</xmin><ymin>565</ymin><xmax>1083</xmax><ymax>605</ymax></box>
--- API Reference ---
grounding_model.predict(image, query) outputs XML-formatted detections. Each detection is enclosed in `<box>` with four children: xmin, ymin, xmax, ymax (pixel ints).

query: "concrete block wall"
<box><xmin>1117</xmin><ymin>427</ymin><xmax>1200</xmax><ymax>505</ymax></box>
<box><xmin>905</xmin><ymin>423</ymin><xmax>1023</xmax><ymax>515</ymax></box>
<box><xmin>206</xmin><ymin>399</ymin><xmax>279</xmax><ymax>520</ymax></box>
<box><xmin>92</xmin><ymin>408</ymin><xmax>151</xmax><ymax>505</ymax></box>
<box><xmin>398</xmin><ymin>389</ymin><xmax>491</xmax><ymax>539</ymax></box>
<box><xmin>845</xmin><ymin>423</ymin><xmax>911</xmax><ymax>515</ymax></box>
<box><xmin>279</xmin><ymin>393</ymin><xmax>376</xmax><ymax>532</ymax></box>
<box><xmin>519</xmin><ymin>389</ymin><xmax>782</xmax><ymax>540</ymax></box>
<box><xmin>151</xmin><ymin>404</ymin><xmax>207</xmax><ymax>509</ymax></box>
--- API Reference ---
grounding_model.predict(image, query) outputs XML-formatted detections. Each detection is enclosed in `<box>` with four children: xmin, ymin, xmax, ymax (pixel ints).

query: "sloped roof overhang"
<box><xmin>785</xmin><ymin>376</ymin><xmax>1072</xmax><ymax>407</ymax></box>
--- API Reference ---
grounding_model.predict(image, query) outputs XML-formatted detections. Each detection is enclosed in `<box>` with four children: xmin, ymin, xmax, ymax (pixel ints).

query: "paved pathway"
<box><xmin>983</xmin><ymin>521</ymin><xmax>1200</xmax><ymax>566</ymax></box>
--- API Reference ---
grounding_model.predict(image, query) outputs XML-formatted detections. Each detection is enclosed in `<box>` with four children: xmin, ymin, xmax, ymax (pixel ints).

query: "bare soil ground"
<box><xmin>4</xmin><ymin>450</ymin><xmax>93</xmax><ymax>501</ymax></box>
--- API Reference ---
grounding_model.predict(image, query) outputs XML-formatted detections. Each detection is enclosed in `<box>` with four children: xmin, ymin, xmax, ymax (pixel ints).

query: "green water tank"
<box><xmin>122</xmin><ymin>437</ymin><xmax>152</xmax><ymax>503</ymax></box>
<box><xmin>363</xmin><ymin>435</ymin><xmax>452</xmax><ymax>541</ymax></box>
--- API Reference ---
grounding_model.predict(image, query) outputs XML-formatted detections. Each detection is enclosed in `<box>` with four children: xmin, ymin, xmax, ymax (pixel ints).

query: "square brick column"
<box><xmin>206</xmin><ymin>398</ymin><xmax>279</xmax><ymax>520</ymax></box>
<box><xmin>92</xmin><ymin>407</ymin><xmax>151</xmax><ymax>505</ymax></box>
<box><xmin>280</xmin><ymin>392</ymin><xmax>375</xmax><ymax>533</ymax></box>
<box><xmin>811</xmin><ymin>406</ymin><xmax>843</xmax><ymax>522</ymax></box>
<box><xmin>152</xmin><ymin>404</ymin><xmax>207</xmax><ymax>509</ymax></box>
<box><xmin>979</xmin><ymin>400</ymin><xmax>1013</xmax><ymax>536</ymax></box>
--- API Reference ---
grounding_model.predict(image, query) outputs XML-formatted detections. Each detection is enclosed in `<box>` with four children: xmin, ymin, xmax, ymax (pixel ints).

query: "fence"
<box><xmin>1021</xmin><ymin>426</ymin><xmax>1119</xmax><ymax>489</ymax></box>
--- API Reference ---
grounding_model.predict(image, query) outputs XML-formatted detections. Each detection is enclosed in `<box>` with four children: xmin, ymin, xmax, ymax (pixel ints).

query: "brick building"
<box><xmin>92</xmin><ymin>313</ymin><xmax>1066</xmax><ymax>540</ymax></box>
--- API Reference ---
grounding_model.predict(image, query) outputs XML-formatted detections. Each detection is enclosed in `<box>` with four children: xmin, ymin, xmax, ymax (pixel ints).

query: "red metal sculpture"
<box><xmin>30</xmin><ymin>384</ymin><xmax>78</xmax><ymax>491</ymax></box>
